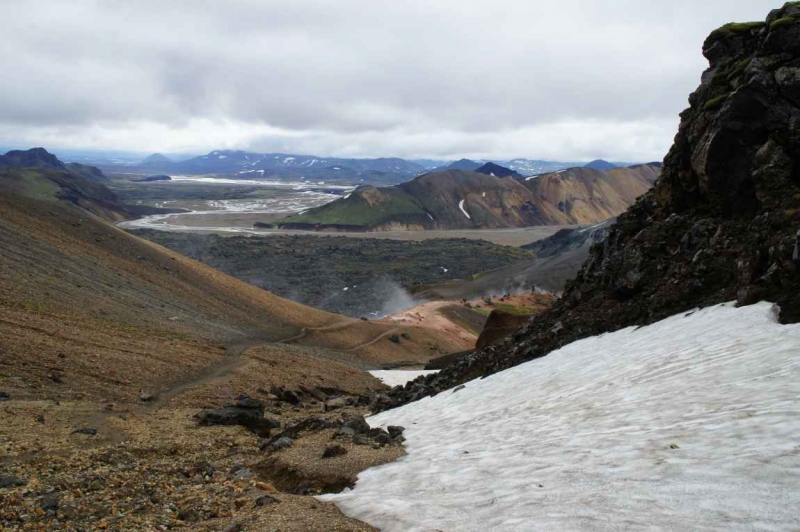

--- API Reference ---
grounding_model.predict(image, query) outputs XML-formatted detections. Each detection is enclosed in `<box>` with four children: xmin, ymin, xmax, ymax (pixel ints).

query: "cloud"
<box><xmin>0</xmin><ymin>0</ymin><xmax>778</xmax><ymax>161</ymax></box>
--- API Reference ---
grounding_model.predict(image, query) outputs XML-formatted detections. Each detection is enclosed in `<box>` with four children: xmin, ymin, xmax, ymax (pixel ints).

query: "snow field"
<box><xmin>321</xmin><ymin>302</ymin><xmax>800</xmax><ymax>531</ymax></box>
<box><xmin>369</xmin><ymin>370</ymin><xmax>439</xmax><ymax>388</ymax></box>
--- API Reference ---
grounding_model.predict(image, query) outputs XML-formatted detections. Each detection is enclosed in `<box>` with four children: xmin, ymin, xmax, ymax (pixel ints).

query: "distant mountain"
<box><xmin>140</xmin><ymin>153</ymin><xmax>173</xmax><ymax>166</ymax></box>
<box><xmin>475</xmin><ymin>162</ymin><xmax>522</xmax><ymax>179</ymax></box>
<box><xmin>122</xmin><ymin>149</ymin><xmax>427</xmax><ymax>184</ymax></box>
<box><xmin>274</xmin><ymin>163</ymin><xmax>660</xmax><ymax>231</ymax></box>
<box><xmin>444</xmin><ymin>158</ymin><xmax>482</xmax><ymax>171</ymax></box>
<box><xmin>411</xmin><ymin>159</ymin><xmax>449</xmax><ymax>170</ymax></box>
<box><xmin>583</xmin><ymin>159</ymin><xmax>617</xmax><ymax>171</ymax></box>
<box><xmin>498</xmin><ymin>159</ymin><xmax>580</xmax><ymax>176</ymax></box>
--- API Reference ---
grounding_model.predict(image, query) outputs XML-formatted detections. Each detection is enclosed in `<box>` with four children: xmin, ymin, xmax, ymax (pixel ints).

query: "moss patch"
<box><xmin>770</xmin><ymin>16</ymin><xmax>798</xmax><ymax>30</ymax></box>
<box><xmin>707</xmin><ymin>21</ymin><xmax>764</xmax><ymax>45</ymax></box>
<box><xmin>704</xmin><ymin>94</ymin><xmax>729</xmax><ymax>111</ymax></box>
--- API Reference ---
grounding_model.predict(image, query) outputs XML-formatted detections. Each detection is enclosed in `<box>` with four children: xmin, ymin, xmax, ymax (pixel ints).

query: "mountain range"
<box><xmin>274</xmin><ymin>162</ymin><xmax>660</xmax><ymax>231</ymax></box>
<box><xmin>86</xmin><ymin>149</ymin><xmax>621</xmax><ymax>184</ymax></box>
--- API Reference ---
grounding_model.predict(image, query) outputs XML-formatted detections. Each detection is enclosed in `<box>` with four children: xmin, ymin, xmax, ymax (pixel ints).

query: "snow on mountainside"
<box><xmin>320</xmin><ymin>302</ymin><xmax>800</xmax><ymax>531</ymax></box>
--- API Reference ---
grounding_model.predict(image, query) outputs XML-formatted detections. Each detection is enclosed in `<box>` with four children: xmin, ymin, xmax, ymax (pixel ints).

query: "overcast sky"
<box><xmin>0</xmin><ymin>0</ymin><xmax>778</xmax><ymax>162</ymax></box>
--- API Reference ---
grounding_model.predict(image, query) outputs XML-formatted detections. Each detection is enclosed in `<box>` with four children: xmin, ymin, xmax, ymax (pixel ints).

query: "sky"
<box><xmin>0</xmin><ymin>0</ymin><xmax>779</xmax><ymax>162</ymax></box>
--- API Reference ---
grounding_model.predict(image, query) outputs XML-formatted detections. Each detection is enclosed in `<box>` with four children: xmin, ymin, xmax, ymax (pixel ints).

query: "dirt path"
<box><xmin>275</xmin><ymin>319</ymin><xmax>358</xmax><ymax>344</ymax></box>
<box><xmin>346</xmin><ymin>328</ymin><xmax>402</xmax><ymax>352</ymax></box>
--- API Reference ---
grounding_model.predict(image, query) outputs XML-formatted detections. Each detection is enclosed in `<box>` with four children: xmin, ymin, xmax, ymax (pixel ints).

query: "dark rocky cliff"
<box><xmin>379</xmin><ymin>4</ymin><xmax>800</xmax><ymax>408</ymax></box>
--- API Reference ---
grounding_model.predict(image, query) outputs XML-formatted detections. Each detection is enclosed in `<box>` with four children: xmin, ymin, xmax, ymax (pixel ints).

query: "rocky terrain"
<box><xmin>381</xmin><ymin>3</ymin><xmax>800</xmax><ymax>408</ymax></box>
<box><xmin>128</xmin><ymin>230</ymin><xmax>535</xmax><ymax>317</ymax></box>
<box><xmin>0</xmin><ymin>165</ymin><xmax>469</xmax><ymax>530</ymax></box>
<box><xmin>275</xmin><ymin>163</ymin><xmax>659</xmax><ymax>231</ymax></box>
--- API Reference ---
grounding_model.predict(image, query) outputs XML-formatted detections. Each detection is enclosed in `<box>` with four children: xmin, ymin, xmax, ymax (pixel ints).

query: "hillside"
<box><xmin>0</xmin><ymin>147</ymin><xmax>108</xmax><ymax>182</ymax></box>
<box><xmin>275</xmin><ymin>163</ymin><xmax>659</xmax><ymax>231</ymax></box>
<box><xmin>0</xmin><ymin>148</ymin><xmax>178</xmax><ymax>222</ymax></box>
<box><xmin>0</xmin><ymin>171</ymin><xmax>470</xmax><ymax>529</ymax></box>
<box><xmin>383</xmin><ymin>4</ymin><xmax>800</xmax><ymax>406</ymax></box>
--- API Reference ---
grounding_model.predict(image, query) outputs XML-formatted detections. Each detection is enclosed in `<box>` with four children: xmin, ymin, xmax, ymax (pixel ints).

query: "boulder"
<box><xmin>322</xmin><ymin>445</ymin><xmax>348</xmax><ymax>458</ymax></box>
<box><xmin>195</xmin><ymin>396</ymin><xmax>280</xmax><ymax>437</ymax></box>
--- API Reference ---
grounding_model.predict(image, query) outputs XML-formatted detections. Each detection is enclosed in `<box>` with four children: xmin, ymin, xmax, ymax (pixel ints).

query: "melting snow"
<box><xmin>458</xmin><ymin>199</ymin><xmax>471</xmax><ymax>219</ymax></box>
<box><xmin>369</xmin><ymin>370</ymin><xmax>439</xmax><ymax>388</ymax></box>
<box><xmin>426</xmin><ymin>213</ymin><xmax>434</xmax><ymax>220</ymax></box>
<box><xmin>321</xmin><ymin>302</ymin><xmax>800</xmax><ymax>531</ymax></box>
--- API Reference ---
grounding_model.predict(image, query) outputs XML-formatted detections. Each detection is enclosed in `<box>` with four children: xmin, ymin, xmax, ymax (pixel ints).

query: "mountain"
<box><xmin>474</xmin><ymin>162</ymin><xmax>522</xmax><ymax>178</ymax></box>
<box><xmin>0</xmin><ymin>148</ymin><xmax>173</xmax><ymax>221</ymax></box>
<box><xmin>383</xmin><ymin>4</ymin><xmax>800</xmax><ymax>406</ymax></box>
<box><xmin>522</xmin><ymin>164</ymin><xmax>660</xmax><ymax>224</ymax></box>
<box><xmin>140</xmin><ymin>152</ymin><xmax>173</xmax><ymax>166</ymax></box>
<box><xmin>122</xmin><ymin>149</ymin><xmax>428</xmax><ymax>184</ymax></box>
<box><xmin>499</xmin><ymin>158</ymin><xmax>579</xmax><ymax>176</ymax></box>
<box><xmin>0</xmin><ymin>147</ymin><xmax>108</xmax><ymax>182</ymax></box>
<box><xmin>583</xmin><ymin>159</ymin><xmax>617</xmax><ymax>170</ymax></box>
<box><xmin>275</xmin><ymin>163</ymin><xmax>660</xmax><ymax>231</ymax></box>
<box><xmin>444</xmin><ymin>158</ymin><xmax>482</xmax><ymax>171</ymax></box>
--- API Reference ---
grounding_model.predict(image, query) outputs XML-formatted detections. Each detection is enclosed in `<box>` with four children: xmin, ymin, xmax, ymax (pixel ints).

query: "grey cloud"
<box><xmin>0</xmin><ymin>0</ymin><xmax>780</xmax><ymax>160</ymax></box>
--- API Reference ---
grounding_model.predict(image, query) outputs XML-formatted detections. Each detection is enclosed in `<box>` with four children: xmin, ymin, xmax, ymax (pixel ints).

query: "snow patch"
<box><xmin>321</xmin><ymin>302</ymin><xmax>800</xmax><ymax>531</ymax></box>
<box><xmin>369</xmin><ymin>370</ymin><xmax>439</xmax><ymax>388</ymax></box>
<box><xmin>458</xmin><ymin>199</ymin><xmax>471</xmax><ymax>219</ymax></box>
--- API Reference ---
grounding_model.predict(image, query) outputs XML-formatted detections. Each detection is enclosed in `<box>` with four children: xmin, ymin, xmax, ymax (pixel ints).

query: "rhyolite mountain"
<box><xmin>0</xmin><ymin>148</ymin><xmax>177</xmax><ymax>221</ymax></box>
<box><xmin>379</xmin><ymin>3</ymin><xmax>800</xmax><ymax>408</ymax></box>
<box><xmin>275</xmin><ymin>163</ymin><xmax>659</xmax><ymax>231</ymax></box>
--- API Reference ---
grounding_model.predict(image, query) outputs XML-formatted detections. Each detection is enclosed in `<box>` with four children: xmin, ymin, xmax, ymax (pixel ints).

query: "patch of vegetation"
<box><xmin>493</xmin><ymin>303</ymin><xmax>534</xmax><ymax>316</ymax></box>
<box><xmin>706</xmin><ymin>21</ymin><xmax>764</xmax><ymax>45</ymax></box>
<box><xmin>704</xmin><ymin>94</ymin><xmax>729</xmax><ymax>111</ymax></box>
<box><xmin>770</xmin><ymin>16</ymin><xmax>798</xmax><ymax>30</ymax></box>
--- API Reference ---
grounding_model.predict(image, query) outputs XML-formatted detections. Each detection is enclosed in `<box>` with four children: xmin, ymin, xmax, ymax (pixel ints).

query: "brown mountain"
<box><xmin>276</xmin><ymin>163</ymin><xmax>660</xmax><ymax>231</ymax></box>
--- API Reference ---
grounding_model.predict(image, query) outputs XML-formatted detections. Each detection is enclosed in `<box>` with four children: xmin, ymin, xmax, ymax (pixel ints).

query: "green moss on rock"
<box><xmin>704</xmin><ymin>94</ymin><xmax>729</xmax><ymax>111</ymax></box>
<box><xmin>770</xmin><ymin>16</ymin><xmax>798</xmax><ymax>30</ymax></box>
<box><xmin>707</xmin><ymin>21</ymin><xmax>765</xmax><ymax>45</ymax></box>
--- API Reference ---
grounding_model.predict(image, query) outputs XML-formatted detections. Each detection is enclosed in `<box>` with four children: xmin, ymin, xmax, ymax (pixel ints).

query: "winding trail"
<box><xmin>3</xmin><ymin>318</ymin><xmax>425</xmax><ymax>466</ymax></box>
